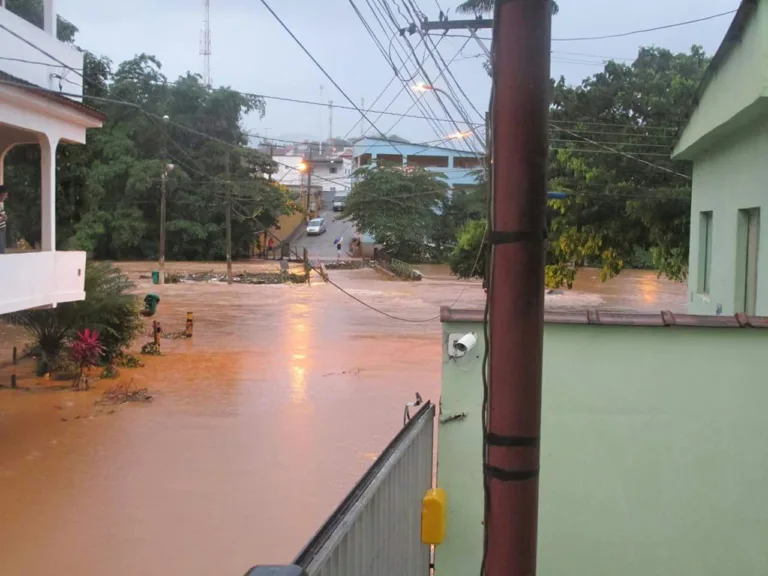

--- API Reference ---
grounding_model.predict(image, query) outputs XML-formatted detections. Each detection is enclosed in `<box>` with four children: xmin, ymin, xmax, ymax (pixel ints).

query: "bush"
<box><xmin>7</xmin><ymin>261</ymin><xmax>143</xmax><ymax>370</ymax></box>
<box><xmin>448</xmin><ymin>219</ymin><xmax>487</xmax><ymax>279</ymax></box>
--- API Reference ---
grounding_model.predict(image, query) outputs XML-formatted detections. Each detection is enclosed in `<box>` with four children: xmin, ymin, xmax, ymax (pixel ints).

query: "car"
<box><xmin>332</xmin><ymin>193</ymin><xmax>349</xmax><ymax>212</ymax></box>
<box><xmin>306</xmin><ymin>218</ymin><xmax>327</xmax><ymax>236</ymax></box>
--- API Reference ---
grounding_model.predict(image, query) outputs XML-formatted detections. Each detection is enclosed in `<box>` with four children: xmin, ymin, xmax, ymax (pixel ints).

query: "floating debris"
<box><xmin>97</xmin><ymin>380</ymin><xmax>152</xmax><ymax>405</ymax></box>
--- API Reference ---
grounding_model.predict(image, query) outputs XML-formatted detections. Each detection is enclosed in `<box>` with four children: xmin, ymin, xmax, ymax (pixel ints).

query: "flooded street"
<box><xmin>0</xmin><ymin>264</ymin><xmax>685</xmax><ymax>575</ymax></box>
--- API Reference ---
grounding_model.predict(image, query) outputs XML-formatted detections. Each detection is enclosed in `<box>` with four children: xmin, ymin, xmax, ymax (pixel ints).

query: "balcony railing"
<box><xmin>246</xmin><ymin>402</ymin><xmax>436</xmax><ymax>576</ymax></box>
<box><xmin>0</xmin><ymin>251</ymin><xmax>86</xmax><ymax>315</ymax></box>
<box><xmin>0</xmin><ymin>5</ymin><xmax>83</xmax><ymax>97</ymax></box>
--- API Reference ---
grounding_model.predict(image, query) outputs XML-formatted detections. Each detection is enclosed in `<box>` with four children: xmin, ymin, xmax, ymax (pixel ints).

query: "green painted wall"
<box><xmin>673</xmin><ymin>1</ymin><xmax>768</xmax><ymax>160</ymax></box>
<box><xmin>687</xmin><ymin>119</ymin><xmax>768</xmax><ymax>315</ymax></box>
<box><xmin>437</xmin><ymin>321</ymin><xmax>768</xmax><ymax>576</ymax></box>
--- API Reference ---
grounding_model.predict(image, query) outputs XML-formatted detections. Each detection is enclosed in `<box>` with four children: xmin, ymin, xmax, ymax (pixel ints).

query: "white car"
<box><xmin>306</xmin><ymin>218</ymin><xmax>327</xmax><ymax>236</ymax></box>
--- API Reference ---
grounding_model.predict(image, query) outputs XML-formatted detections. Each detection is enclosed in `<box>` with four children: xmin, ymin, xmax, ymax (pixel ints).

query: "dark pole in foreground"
<box><xmin>486</xmin><ymin>0</ymin><xmax>551</xmax><ymax>575</ymax></box>
<box><xmin>225</xmin><ymin>151</ymin><xmax>233</xmax><ymax>285</ymax></box>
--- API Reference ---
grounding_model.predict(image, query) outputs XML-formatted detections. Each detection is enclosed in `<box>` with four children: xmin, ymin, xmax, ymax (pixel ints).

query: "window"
<box><xmin>330</xmin><ymin>167</ymin><xmax>338</xmax><ymax>174</ymax></box>
<box><xmin>697</xmin><ymin>211</ymin><xmax>713</xmax><ymax>294</ymax></box>
<box><xmin>735</xmin><ymin>208</ymin><xmax>760</xmax><ymax>314</ymax></box>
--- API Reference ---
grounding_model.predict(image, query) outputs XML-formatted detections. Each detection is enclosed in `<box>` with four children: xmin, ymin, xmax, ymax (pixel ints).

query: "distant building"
<box><xmin>351</xmin><ymin>136</ymin><xmax>483</xmax><ymax>189</ymax></box>
<box><xmin>672</xmin><ymin>0</ymin><xmax>768</xmax><ymax>316</ymax></box>
<box><xmin>0</xmin><ymin>2</ymin><xmax>104</xmax><ymax>314</ymax></box>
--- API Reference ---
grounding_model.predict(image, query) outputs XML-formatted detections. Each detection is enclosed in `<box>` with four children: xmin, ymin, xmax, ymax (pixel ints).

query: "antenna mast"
<box><xmin>200</xmin><ymin>0</ymin><xmax>212</xmax><ymax>86</ymax></box>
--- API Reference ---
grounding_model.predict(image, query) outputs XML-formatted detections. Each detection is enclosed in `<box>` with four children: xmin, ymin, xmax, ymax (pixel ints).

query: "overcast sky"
<box><xmin>57</xmin><ymin>0</ymin><xmax>739</xmax><ymax>146</ymax></box>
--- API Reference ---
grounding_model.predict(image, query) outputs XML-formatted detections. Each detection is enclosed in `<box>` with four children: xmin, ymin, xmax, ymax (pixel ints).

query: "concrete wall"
<box><xmin>687</xmin><ymin>118</ymin><xmax>768</xmax><ymax>315</ymax></box>
<box><xmin>0</xmin><ymin>251</ymin><xmax>86</xmax><ymax>314</ymax></box>
<box><xmin>437</xmin><ymin>319</ymin><xmax>768</xmax><ymax>576</ymax></box>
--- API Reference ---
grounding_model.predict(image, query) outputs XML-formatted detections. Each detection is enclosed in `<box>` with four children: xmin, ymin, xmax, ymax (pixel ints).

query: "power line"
<box><xmin>258</xmin><ymin>0</ymin><xmax>411</xmax><ymax>159</ymax></box>
<box><xmin>363</xmin><ymin>0</ymin><xmax>464</xmax><ymax>149</ymax></box>
<box><xmin>550</xmin><ymin>121</ymin><xmax>691</xmax><ymax>179</ymax></box>
<box><xmin>425</xmin><ymin>8</ymin><xmax>737</xmax><ymax>41</ymax></box>
<box><xmin>553</xmin><ymin>9</ymin><xmax>737</xmax><ymax>42</ymax></box>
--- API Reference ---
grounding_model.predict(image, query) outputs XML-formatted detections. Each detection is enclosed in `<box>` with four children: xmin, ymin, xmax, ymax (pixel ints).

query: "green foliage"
<box><xmin>456</xmin><ymin>0</ymin><xmax>559</xmax><ymax>16</ymax></box>
<box><xmin>547</xmin><ymin>46</ymin><xmax>707</xmax><ymax>285</ymax></box>
<box><xmin>448</xmin><ymin>219</ymin><xmax>487</xmax><ymax>279</ymax></box>
<box><xmin>344</xmin><ymin>164</ymin><xmax>448</xmax><ymax>261</ymax></box>
<box><xmin>3</xmin><ymin>46</ymin><xmax>291</xmax><ymax>260</ymax></box>
<box><xmin>7</xmin><ymin>262</ymin><xmax>143</xmax><ymax>367</ymax></box>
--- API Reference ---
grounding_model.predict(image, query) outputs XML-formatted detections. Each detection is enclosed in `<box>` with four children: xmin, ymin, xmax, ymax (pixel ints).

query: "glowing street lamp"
<box><xmin>448</xmin><ymin>131</ymin><xmax>472</xmax><ymax>140</ymax></box>
<box><xmin>297</xmin><ymin>161</ymin><xmax>308</xmax><ymax>172</ymax></box>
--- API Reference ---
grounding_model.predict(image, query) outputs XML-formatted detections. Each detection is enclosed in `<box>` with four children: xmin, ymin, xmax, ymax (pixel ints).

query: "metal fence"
<box><xmin>291</xmin><ymin>403</ymin><xmax>435</xmax><ymax>576</ymax></box>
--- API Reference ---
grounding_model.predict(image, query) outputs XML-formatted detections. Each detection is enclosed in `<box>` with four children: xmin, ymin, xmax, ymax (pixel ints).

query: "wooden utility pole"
<box><xmin>305</xmin><ymin>148</ymin><xmax>313</xmax><ymax>220</ymax></box>
<box><xmin>159</xmin><ymin>168</ymin><xmax>167</xmax><ymax>286</ymax></box>
<box><xmin>485</xmin><ymin>1</ymin><xmax>551</xmax><ymax>575</ymax></box>
<box><xmin>225</xmin><ymin>150</ymin><xmax>233</xmax><ymax>284</ymax></box>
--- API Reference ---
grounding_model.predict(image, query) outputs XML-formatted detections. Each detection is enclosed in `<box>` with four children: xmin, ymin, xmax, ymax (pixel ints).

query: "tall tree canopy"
<box><xmin>547</xmin><ymin>46</ymin><xmax>706</xmax><ymax>283</ymax></box>
<box><xmin>3</xmin><ymin>13</ymin><xmax>291</xmax><ymax>260</ymax></box>
<box><xmin>456</xmin><ymin>0</ymin><xmax>559</xmax><ymax>16</ymax></box>
<box><xmin>450</xmin><ymin>46</ymin><xmax>708</xmax><ymax>286</ymax></box>
<box><xmin>344</xmin><ymin>165</ymin><xmax>448</xmax><ymax>260</ymax></box>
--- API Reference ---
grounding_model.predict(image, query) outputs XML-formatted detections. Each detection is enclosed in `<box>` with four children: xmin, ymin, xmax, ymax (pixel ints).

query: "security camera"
<box><xmin>454</xmin><ymin>332</ymin><xmax>477</xmax><ymax>355</ymax></box>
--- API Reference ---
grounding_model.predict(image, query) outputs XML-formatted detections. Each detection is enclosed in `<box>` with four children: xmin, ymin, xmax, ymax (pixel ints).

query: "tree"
<box><xmin>547</xmin><ymin>46</ymin><xmax>707</xmax><ymax>283</ymax></box>
<box><xmin>344</xmin><ymin>164</ymin><xmax>448</xmax><ymax>260</ymax></box>
<box><xmin>448</xmin><ymin>219</ymin><xmax>487</xmax><ymax>278</ymax></box>
<box><xmin>7</xmin><ymin>262</ymin><xmax>142</xmax><ymax>373</ymax></box>
<box><xmin>4</xmin><ymin>48</ymin><xmax>291</xmax><ymax>260</ymax></box>
<box><xmin>456</xmin><ymin>0</ymin><xmax>559</xmax><ymax>17</ymax></box>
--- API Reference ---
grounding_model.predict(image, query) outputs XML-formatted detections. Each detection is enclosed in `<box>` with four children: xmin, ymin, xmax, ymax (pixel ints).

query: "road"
<box><xmin>295</xmin><ymin>208</ymin><xmax>357</xmax><ymax>259</ymax></box>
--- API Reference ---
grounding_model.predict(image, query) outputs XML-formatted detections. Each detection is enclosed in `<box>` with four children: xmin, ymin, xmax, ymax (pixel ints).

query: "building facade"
<box><xmin>351</xmin><ymin>136</ymin><xmax>483</xmax><ymax>189</ymax></box>
<box><xmin>672</xmin><ymin>0</ymin><xmax>768</xmax><ymax>316</ymax></box>
<box><xmin>0</xmin><ymin>1</ymin><xmax>104</xmax><ymax>314</ymax></box>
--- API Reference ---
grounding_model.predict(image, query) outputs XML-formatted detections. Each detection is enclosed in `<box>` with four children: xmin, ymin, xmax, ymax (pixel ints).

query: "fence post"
<box><xmin>185</xmin><ymin>312</ymin><xmax>194</xmax><ymax>338</ymax></box>
<box><xmin>11</xmin><ymin>346</ymin><xmax>17</xmax><ymax>389</ymax></box>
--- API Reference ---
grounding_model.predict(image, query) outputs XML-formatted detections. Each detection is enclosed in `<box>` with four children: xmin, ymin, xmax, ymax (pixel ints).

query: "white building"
<box><xmin>0</xmin><ymin>2</ymin><xmax>104</xmax><ymax>314</ymax></box>
<box><xmin>273</xmin><ymin>151</ymin><xmax>352</xmax><ymax>207</ymax></box>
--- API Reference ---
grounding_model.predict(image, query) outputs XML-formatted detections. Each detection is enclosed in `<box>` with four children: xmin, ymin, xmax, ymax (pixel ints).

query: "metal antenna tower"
<box><xmin>200</xmin><ymin>0</ymin><xmax>212</xmax><ymax>86</ymax></box>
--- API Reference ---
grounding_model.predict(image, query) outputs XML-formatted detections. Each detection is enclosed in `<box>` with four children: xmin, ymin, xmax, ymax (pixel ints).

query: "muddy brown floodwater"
<box><xmin>0</xmin><ymin>264</ymin><xmax>686</xmax><ymax>575</ymax></box>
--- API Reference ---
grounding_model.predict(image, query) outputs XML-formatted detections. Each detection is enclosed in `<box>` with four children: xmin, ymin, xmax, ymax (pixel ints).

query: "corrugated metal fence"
<box><xmin>291</xmin><ymin>403</ymin><xmax>435</xmax><ymax>576</ymax></box>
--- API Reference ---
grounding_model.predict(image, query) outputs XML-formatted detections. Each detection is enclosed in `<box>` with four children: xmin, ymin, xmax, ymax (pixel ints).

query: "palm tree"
<box><xmin>456</xmin><ymin>0</ymin><xmax>559</xmax><ymax>15</ymax></box>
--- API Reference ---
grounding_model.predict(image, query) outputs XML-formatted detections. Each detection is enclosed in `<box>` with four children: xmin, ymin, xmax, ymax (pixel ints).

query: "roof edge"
<box><xmin>672</xmin><ymin>0</ymin><xmax>759</xmax><ymax>155</ymax></box>
<box><xmin>440</xmin><ymin>306</ymin><xmax>768</xmax><ymax>328</ymax></box>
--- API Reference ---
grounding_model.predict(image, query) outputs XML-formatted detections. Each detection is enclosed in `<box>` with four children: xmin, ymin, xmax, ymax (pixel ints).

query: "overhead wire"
<box><xmin>425</xmin><ymin>8</ymin><xmax>737</xmax><ymax>42</ymax></box>
<box><xmin>378</xmin><ymin>0</ymin><xmax>482</xmax><ymax>155</ymax></box>
<box><xmin>363</xmin><ymin>0</ymin><xmax>461</xmax><ymax>149</ymax></box>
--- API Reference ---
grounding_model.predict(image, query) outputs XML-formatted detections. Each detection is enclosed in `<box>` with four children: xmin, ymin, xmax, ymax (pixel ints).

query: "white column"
<box><xmin>39</xmin><ymin>133</ymin><xmax>59</xmax><ymax>252</ymax></box>
<box><xmin>43</xmin><ymin>0</ymin><xmax>57</xmax><ymax>37</ymax></box>
<box><xmin>0</xmin><ymin>145</ymin><xmax>13</xmax><ymax>185</ymax></box>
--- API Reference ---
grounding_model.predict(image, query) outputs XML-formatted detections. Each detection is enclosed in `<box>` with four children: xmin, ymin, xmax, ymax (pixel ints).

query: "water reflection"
<box><xmin>0</xmin><ymin>265</ymin><xmax>686</xmax><ymax>575</ymax></box>
<box><xmin>287</xmin><ymin>301</ymin><xmax>310</xmax><ymax>404</ymax></box>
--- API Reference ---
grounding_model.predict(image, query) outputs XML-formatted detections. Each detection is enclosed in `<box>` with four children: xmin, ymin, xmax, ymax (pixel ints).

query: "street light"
<box><xmin>411</xmin><ymin>82</ymin><xmax>484</xmax><ymax>152</ymax></box>
<box><xmin>297</xmin><ymin>161</ymin><xmax>308</xmax><ymax>172</ymax></box>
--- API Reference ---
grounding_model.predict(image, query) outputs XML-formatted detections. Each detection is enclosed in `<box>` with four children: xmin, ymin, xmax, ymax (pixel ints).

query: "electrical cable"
<box><xmin>366</xmin><ymin>0</ymin><xmax>464</xmax><ymax>149</ymax></box>
<box><xmin>258</xmin><ymin>0</ymin><xmax>412</xmax><ymax>159</ymax></box>
<box><xmin>426</xmin><ymin>9</ymin><xmax>737</xmax><ymax>42</ymax></box>
<box><xmin>550</xmin><ymin>121</ymin><xmax>691</xmax><ymax>179</ymax></box>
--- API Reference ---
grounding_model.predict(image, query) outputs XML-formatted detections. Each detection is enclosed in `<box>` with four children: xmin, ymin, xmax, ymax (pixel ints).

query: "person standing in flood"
<box><xmin>0</xmin><ymin>185</ymin><xmax>7</xmax><ymax>254</ymax></box>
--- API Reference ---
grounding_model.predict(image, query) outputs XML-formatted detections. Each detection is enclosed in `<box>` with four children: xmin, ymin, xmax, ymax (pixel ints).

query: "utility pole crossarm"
<box><xmin>420</xmin><ymin>18</ymin><xmax>493</xmax><ymax>31</ymax></box>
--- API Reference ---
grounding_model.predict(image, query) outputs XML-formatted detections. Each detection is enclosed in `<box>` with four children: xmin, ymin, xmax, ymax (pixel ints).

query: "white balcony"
<box><xmin>0</xmin><ymin>2</ymin><xmax>83</xmax><ymax>98</ymax></box>
<box><xmin>0</xmin><ymin>251</ymin><xmax>86</xmax><ymax>315</ymax></box>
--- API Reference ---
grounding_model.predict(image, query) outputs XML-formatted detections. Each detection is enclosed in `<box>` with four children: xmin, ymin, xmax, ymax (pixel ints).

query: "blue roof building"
<box><xmin>352</xmin><ymin>136</ymin><xmax>484</xmax><ymax>189</ymax></box>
